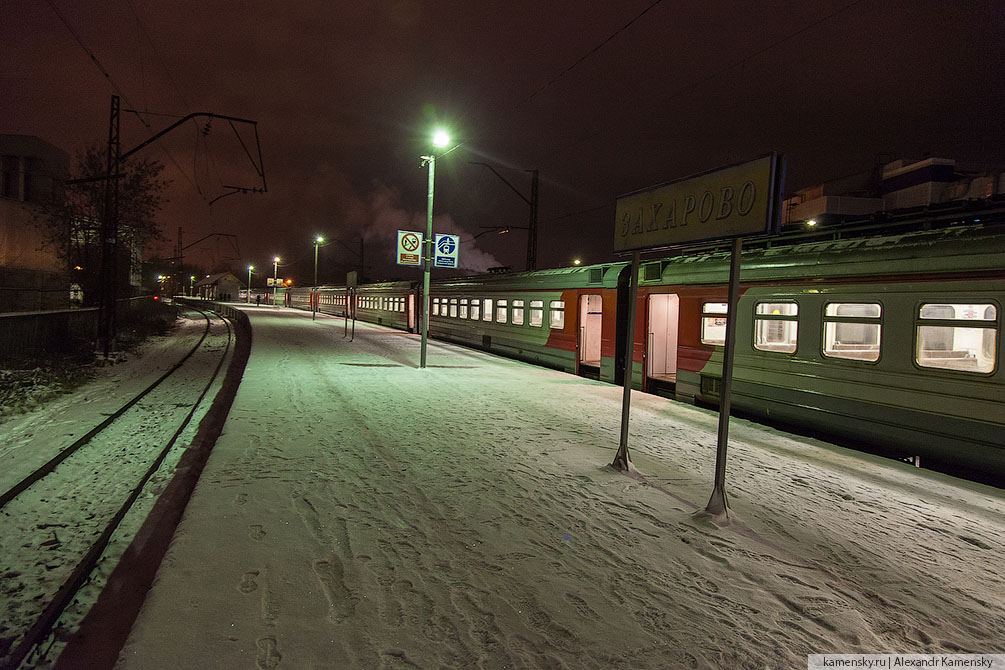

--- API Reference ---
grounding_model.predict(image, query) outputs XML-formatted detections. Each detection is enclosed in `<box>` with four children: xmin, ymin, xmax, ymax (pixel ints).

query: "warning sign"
<box><xmin>396</xmin><ymin>230</ymin><xmax>423</xmax><ymax>266</ymax></box>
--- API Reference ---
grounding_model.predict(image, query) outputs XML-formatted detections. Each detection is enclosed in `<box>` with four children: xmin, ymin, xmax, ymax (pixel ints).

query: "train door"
<box><xmin>407</xmin><ymin>294</ymin><xmax>416</xmax><ymax>332</ymax></box>
<box><xmin>578</xmin><ymin>294</ymin><xmax>603</xmax><ymax>378</ymax></box>
<box><xmin>645</xmin><ymin>293</ymin><xmax>679</xmax><ymax>394</ymax></box>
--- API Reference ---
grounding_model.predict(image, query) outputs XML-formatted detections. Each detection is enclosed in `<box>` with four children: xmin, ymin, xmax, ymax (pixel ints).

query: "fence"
<box><xmin>0</xmin><ymin>297</ymin><xmax>170</xmax><ymax>360</ymax></box>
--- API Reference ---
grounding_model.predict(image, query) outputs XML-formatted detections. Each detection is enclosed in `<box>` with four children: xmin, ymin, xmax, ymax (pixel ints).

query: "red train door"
<box><xmin>577</xmin><ymin>294</ymin><xmax>603</xmax><ymax>378</ymax></box>
<box><xmin>644</xmin><ymin>293</ymin><xmax>679</xmax><ymax>394</ymax></box>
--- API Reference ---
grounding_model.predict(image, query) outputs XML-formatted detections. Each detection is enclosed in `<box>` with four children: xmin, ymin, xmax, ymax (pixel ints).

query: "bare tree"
<box><xmin>34</xmin><ymin>145</ymin><xmax>168</xmax><ymax>305</ymax></box>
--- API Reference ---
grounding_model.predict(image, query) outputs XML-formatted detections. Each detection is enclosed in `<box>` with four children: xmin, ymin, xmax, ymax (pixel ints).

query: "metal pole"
<box><xmin>612</xmin><ymin>251</ymin><xmax>640</xmax><ymax>471</ymax></box>
<box><xmin>706</xmin><ymin>237</ymin><xmax>743</xmax><ymax>516</ymax></box>
<box><xmin>98</xmin><ymin>94</ymin><xmax>120</xmax><ymax>358</ymax></box>
<box><xmin>313</xmin><ymin>242</ymin><xmax>319</xmax><ymax>321</ymax></box>
<box><xmin>273</xmin><ymin>258</ymin><xmax>278</xmax><ymax>308</ymax></box>
<box><xmin>527</xmin><ymin>169</ymin><xmax>539</xmax><ymax>271</ymax></box>
<box><xmin>420</xmin><ymin>153</ymin><xmax>435</xmax><ymax>369</ymax></box>
<box><xmin>247</xmin><ymin>268</ymin><xmax>252</xmax><ymax>303</ymax></box>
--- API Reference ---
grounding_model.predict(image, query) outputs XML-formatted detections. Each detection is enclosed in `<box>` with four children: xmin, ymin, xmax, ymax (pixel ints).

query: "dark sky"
<box><xmin>4</xmin><ymin>0</ymin><xmax>1004</xmax><ymax>282</ymax></box>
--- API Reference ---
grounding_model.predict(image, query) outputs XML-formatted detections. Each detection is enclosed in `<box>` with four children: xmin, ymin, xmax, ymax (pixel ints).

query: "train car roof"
<box><xmin>433</xmin><ymin>263</ymin><xmax>629</xmax><ymax>291</ymax></box>
<box><xmin>647</xmin><ymin>222</ymin><xmax>1005</xmax><ymax>285</ymax></box>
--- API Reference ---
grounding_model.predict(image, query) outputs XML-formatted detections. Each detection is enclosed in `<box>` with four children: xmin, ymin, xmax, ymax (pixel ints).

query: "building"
<box><xmin>783</xmin><ymin>156</ymin><xmax>1005</xmax><ymax>228</ymax></box>
<box><xmin>0</xmin><ymin>134</ymin><xmax>70</xmax><ymax>312</ymax></box>
<box><xmin>195</xmin><ymin>272</ymin><xmax>243</xmax><ymax>300</ymax></box>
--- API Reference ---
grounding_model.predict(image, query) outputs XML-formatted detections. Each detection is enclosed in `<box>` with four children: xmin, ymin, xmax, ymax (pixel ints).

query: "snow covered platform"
<box><xmin>114</xmin><ymin>307</ymin><xmax>1005</xmax><ymax>668</ymax></box>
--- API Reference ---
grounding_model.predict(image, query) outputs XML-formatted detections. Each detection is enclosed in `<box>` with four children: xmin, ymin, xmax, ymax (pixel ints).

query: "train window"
<box><xmin>432</xmin><ymin>298</ymin><xmax>440</xmax><ymax>316</ymax></box>
<box><xmin>496</xmin><ymin>299</ymin><xmax>508</xmax><ymax>323</ymax></box>
<box><xmin>483</xmin><ymin>299</ymin><xmax>493</xmax><ymax>321</ymax></box>
<box><xmin>754</xmin><ymin>301</ymin><xmax>798</xmax><ymax>353</ymax></box>
<box><xmin>460</xmin><ymin>298</ymin><xmax>469</xmax><ymax>319</ymax></box>
<box><xmin>549</xmin><ymin>300</ymin><xmax>565</xmax><ymax>329</ymax></box>
<box><xmin>470</xmin><ymin>300</ymin><xmax>481</xmax><ymax>320</ymax></box>
<box><xmin>823</xmin><ymin>303</ymin><xmax>881</xmax><ymax>362</ymax></box>
<box><xmin>449</xmin><ymin>298</ymin><xmax>458</xmax><ymax>318</ymax></box>
<box><xmin>512</xmin><ymin>300</ymin><xmax>525</xmax><ymax>325</ymax></box>
<box><xmin>701</xmin><ymin>302</ymin><xmax>728</xmax><ymax>345</ymax></box>
<box><xmin>530</xmin><ymin>300</ymin><xmax>544</xmax><ymax>327</ymax></box>
<box><xmin>916</xmin><ymin>303</ymin><xmax>997</xmax><ymax>373</ymax></box>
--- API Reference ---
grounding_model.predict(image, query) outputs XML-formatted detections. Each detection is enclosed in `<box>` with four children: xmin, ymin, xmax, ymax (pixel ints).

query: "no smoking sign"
<box><xmin>396</xmin><ymin>230</ymin><xmax>423</xmax><ymax>266</ymax></box>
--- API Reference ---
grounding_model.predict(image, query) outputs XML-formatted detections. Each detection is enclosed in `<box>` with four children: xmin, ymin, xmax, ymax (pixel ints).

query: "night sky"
<box><xmin>3</xmin><ymin>0</ymin><xmax>1003</xmax><ymax>282</ymax></box>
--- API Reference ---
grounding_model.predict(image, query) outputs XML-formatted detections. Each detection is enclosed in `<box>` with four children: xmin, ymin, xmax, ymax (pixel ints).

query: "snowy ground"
<box><xmin>83</xmin><ymin>307</ymin><xmax>1005</xmax><ymax>668</ymax></box>
<box><xmin>0</xmin><ymin>312</ymin><xmax>232</xmax><ymax>667</ymax></box>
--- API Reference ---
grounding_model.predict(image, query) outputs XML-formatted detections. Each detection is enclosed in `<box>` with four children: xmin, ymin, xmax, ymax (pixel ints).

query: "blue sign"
<box><xmin>433</xmin><ymin>234</ymin><xmax>459</xmax><ymax>268</ymax></box>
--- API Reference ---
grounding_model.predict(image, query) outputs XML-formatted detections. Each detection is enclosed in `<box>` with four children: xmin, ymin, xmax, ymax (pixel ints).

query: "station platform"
<box><xmin>80</xmin><ymin>306</ymin><xmax>1005</xmax><ymax>668</ymax></box>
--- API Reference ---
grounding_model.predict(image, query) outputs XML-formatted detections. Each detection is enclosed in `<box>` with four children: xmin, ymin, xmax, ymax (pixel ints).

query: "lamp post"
<box><xmin>313</xmin><ymin>236</ymin><xmax>324</xmax><ymax>320</ymax></box>
<box><xmin>190</xmin><ymin>275</ymin><xmax>195</xmax><ymax>296</ymax></box>
<box><xmin>247</xmin><ymin>266</ymin><xmax>254</xmax><ymax>303</ymax></box>
<box><xmin>419</xmin><ymin>128</ymin><xmax>451</xmax><ymax>369</ymax></box>
<box><xmin>273</xmin><ymin>257</ymin><xmax>280</xmax><ymax>307</ymax></box>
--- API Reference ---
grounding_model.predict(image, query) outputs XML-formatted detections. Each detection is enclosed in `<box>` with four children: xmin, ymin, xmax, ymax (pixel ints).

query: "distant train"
<box><xmin>288</xmin><ymin>211</ymin><xmax>1005</xmax><ymax>480</ymax></box>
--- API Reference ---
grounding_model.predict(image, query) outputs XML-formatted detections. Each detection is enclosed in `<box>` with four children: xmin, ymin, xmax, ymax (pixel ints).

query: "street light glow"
<box><xmin>432</xmin><ymin>128</ymin><xmax>450</xmax><ymax>148</ymax></box>
<box><xmin>316</xmin><ymin>236</ymin><xmax>324</xmax><ymax>244</ymax></box>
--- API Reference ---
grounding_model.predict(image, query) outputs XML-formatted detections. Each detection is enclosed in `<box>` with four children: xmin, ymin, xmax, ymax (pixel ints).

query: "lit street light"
<box><xmin>190</xmin><ymin>275</ymin><xmax>195</xmax><ymax>296</ymax></box>
<box><xmin>273</xmin><ymin>257</ymin><xmax>280</xmax><ymax>307</ymax></box>
<box><xmin>247</xmin><ymin>265</ymin><xmax>254</xmax><ymax>303</ymax></box>
<box><xmin>419</xmin><ymin>127</ymin><xmax>452</xmax><ymax>369</ymax></box>
<box><xmin>313</xmin><ymin>236</ymin><xmax>324</xmax><ymax>320</ymax></box>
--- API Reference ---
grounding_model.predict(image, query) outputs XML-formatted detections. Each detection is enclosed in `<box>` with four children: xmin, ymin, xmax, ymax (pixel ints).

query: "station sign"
<box><xmin>396</xmin><ymin>230</ymin><xmax>423</xmax><ymax>266</ymax></box>
<box><xmin>613</xmin><ymin>154</ymin><xmax>783</xmax><ymax>252</ymax></box>
<box><xmin>433</xmin><ymin>233</ymin><xmax>459</xmax><ymax>268</ymax></box>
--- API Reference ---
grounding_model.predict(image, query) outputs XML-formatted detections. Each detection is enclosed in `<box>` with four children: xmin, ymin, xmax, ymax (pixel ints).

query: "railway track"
<box><xmin>0</xmin><ymin>307</ymin><xmax>234</xmax><ymax>669</ymax></box>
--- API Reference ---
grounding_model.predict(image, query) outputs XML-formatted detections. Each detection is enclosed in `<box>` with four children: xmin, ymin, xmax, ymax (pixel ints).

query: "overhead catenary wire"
<box><xmin>45</xmin><ymin>0</ymin><xmax>210</xmax><ymax>201</ymax></box>
<box><xmin>526</xmin><ymin>0</ymin><xmax>872</xmax><ymax>224</ymax></box>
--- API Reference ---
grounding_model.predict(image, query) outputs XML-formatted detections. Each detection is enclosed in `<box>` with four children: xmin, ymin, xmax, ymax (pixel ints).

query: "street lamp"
<box><xmin>247</xmin><ymin>266</ymin><xmax>254</xmax><ymax>303</ymax></box>
<box><xmin>419</xmin><ymin>128</ymin><xmax>451</xmax><ymax>368</ymax></box>
<box><xmin>313</xmin><ymin>236</ymin><xmax>324</xmax><ymax>320</ymax></box>
<box><xmin>273</xmin><ymin>257</ymin><xmax>280</xmax><ymax>307</ymax></box>
<box><xmin>190</xmin><ymin>275</ymin><xmax>195</xmax><ymax>296</ymax></box>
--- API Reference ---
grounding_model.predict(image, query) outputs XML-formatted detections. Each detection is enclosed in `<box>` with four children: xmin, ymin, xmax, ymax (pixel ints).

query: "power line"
<box><xmin>524</xmin><ymin>0</ymin><xmax>665</xmax><ymax>104</ymax></box>
<box><xmin>551</xmin><ymin>0</ymin><xmax>871</xmax><ymax>157</ymax></box>
<box><xmin>45</xmin><ymin>0</ymin><xmax>207</xmax><ymax>200</ymax></box>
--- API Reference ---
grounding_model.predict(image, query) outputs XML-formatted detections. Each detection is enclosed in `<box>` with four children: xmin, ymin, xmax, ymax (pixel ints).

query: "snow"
<box><xmin>0</xmin><ymin>314</ymin><xmax>233</xmax><ymax>667</ymax></box>
<box><xmin>9</xmin><ymin>306</ymin><xmax>1005</xmax><ymax>668</ymax></box>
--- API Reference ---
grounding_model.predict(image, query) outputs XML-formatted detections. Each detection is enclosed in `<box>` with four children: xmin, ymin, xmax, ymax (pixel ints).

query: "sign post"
<box><xmin>612</xmin><ymin>154</ymin><xmax>783</xmax><ymax>517</ymax></box>
<box><xmin>345</xmin><ymin>271</ymin><xmax>358</xmax><ymax>340</ymax></box>
<box><xmin>612</xmin><ymin>250</ymin><xmax>641</xmax><ymax>471</ymax></box>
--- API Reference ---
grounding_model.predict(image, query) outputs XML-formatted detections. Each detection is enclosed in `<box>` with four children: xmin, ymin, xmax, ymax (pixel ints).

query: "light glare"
<box><xmin>432</xmin><ymin>129</ymin><xmax>450</xmax><ymax>148</ymax></box>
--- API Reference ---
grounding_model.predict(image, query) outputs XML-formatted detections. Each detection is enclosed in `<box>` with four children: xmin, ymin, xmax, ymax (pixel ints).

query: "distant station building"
<box><xmin>0</xmin><ymin>134</ymin><xmax>70</xmax><ymax>312</ymax></box>
<box><xmin>194</xmin><ymin>272</ymin><xmax>243</xmax><ymax>301</ymax></box>
<box><xmin>783</xmin><ymin>156</ymin><xmax>1005</xmax><ymax>229</ymax></box>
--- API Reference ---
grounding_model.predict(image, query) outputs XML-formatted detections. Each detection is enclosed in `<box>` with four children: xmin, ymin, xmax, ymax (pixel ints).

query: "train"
<box><xmin>287</xmin><ymin>207</ymin><xmax>1005</xmax><ymax>482</ymax></box>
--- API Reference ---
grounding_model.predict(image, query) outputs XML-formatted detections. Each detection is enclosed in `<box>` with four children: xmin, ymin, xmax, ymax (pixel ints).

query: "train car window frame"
<box><xmin>459</xmin><ymin>298</ymin><xmax>469</xmax><ymax>319</ymax></box>
<box><xmin>449</xmin><ymin>298</ymin><xmax>458</xmax><ymax>318</ymax></box>
<box><xmin>496</xmin><ymin>299</ymin><xmax>509</xmax><ymax>324</ymax></box>
<box><xmin>512</xmin><ymin>299</ymin><xmax>525</xmax><ymax>326</ymax></box>
<box><xmin>753</xmin><ymin>301</ymin><xmax>799</xmax><ymax>354</ymax></box>
<box><xmin>432</xmin><ymin>297</ymin><xmax>440</xmax><ymax>316</ymax></box>
<box><xmin>701</xmin><ymin>302</ymin><xmax>728</xmax><ymax>345</ymax></box>
<box><xmin>914</xmin><ymin>301</ymin><xmax>998</xmax><ymax>374</ymax></box>
<box><xmin>483</xmin><ymin>299</ymin><xmax>493</xmax><ymax>322</ymax></box>
<box><xmin>822</xmin><ymin>302</ymin><xmax>882</xmax><ymax>362</ymax></box>
<box><xmin>549</xmin><ymin>300</ymin><xmax>565</xmax><ymax>329</ymax></box>
<box><xmin>470</xmin><ymin>300</ymin><xmax>481</xmax><ymax>320</ymax></box>
<box><xmin>529</xmin><ymin>300</ymin><xmax>544</xmax><ymax>327</ymax></box>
